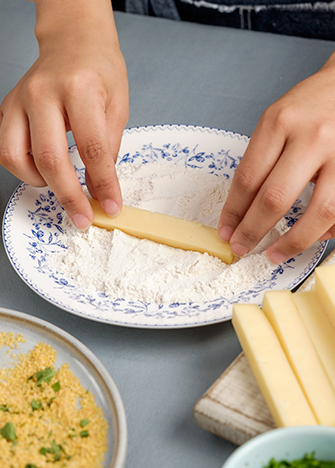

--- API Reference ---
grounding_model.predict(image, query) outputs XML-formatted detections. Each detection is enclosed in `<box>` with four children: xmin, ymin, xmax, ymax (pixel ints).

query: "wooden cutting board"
<box><xmin>193</xmin><ymin>249</ymin><xmax>335</xmax><ymax>446</ymax></box>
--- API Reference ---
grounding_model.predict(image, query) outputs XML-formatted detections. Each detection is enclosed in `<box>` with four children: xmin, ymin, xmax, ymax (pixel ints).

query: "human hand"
<box><xmin>0</xmin><ymin>0</ymin><xmax>128</xmax><ymax>229</ymax></box>
<box><xmin>218</xmin><ymin>52</ymin><xmax>335</xmax><ymax>264</ymax></box>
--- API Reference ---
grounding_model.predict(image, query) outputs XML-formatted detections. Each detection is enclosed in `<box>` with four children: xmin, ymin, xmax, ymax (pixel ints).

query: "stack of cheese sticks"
<box><xmin>232</xmin><ymin>263</ymin><xmax>335</xmax><ymax>428</ymax></box>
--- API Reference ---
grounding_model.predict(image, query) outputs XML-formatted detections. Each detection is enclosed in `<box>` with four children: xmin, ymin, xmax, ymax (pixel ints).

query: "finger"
<box><xmin>229</xmin><ymin>140</ymin><xmax>321</xmax><ymax>257</ymax></box>
<box><xmin>266</xmin><ymin>162</ymin><xmax>335</xmax><ymax>264</ymax></box>
<box><xmin>28</xmin><ymin>104</ymin><xmax>94</xmax><ymax>229</ymax></box>
<box><xmin>85</xmin><ymin>103</ymin><xmax>126</xmax><ymax>201</ymax></box>
<box><xmin>319</xmin><ymin>226</ymin><xmax>335</xmax><ymax>241</ymax></box>
<box><xmin>0</xmin><ymin>110</ymin><xmax>46</xmax><ymax>186</ymax></box>
<box><xmin>218</xmin><ymin>111</ymin><xmax>286</xmax><ymax>241</ymax></box>
<box><xmin>68</xmin><ymin>98</ymin><xmax>123</xmax><ymax>217</ymax></box>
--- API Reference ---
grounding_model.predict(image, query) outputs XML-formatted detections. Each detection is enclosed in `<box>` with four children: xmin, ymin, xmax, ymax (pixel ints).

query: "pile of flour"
<box><xmin>50</xmin><ymin>161</ymin><xmax>287</xmax><ymax>304</ymax></box>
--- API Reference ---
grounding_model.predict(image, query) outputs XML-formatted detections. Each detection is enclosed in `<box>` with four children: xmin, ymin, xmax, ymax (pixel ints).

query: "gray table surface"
<box><xmin>0</xmin><ymin>2</ymin><xmax>334</xmax><ymax>467</ymax></box>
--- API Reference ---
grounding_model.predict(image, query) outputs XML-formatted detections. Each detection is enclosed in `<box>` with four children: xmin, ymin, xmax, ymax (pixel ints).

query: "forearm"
<box><xmin>320</xmin><ymin>50</ymin><xmax>335</xmax><ymax>73</ymax></box>
<box><xmin>33</xmin><ymin>0</ymin><xmax>118</xmax><ymax>52</ymax></box>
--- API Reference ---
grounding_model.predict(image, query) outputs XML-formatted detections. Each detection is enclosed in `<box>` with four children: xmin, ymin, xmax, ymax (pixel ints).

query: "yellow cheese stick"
<box><xmin>294</xmin><ymin>290</ymin><xmax>335</xmax><ymax>393</ymax></box>
<box><xmin>315</xmin><ymin>264</ymin><xmax>335</xmax><ymax>327</ymax></box>
<box><xmin>262</xmin><ymin>290</ymin><xmax>335</xmax><ymax>425</ymax></box>
<box><xmin>89</xmin><ymin>198</ymin><xmax>234</xmax><ymax>264</ymax></box>
<box><xmin>232</xmin><ymin>303</ymin><xmax>317</xmax><ymax>428</ymax></box>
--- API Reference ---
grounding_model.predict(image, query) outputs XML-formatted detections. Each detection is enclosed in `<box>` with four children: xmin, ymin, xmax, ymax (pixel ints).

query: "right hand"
<box><xmin>0</xmin><ymin>0</ymin><xmax>129</xmax><ymax>229</ymax></box>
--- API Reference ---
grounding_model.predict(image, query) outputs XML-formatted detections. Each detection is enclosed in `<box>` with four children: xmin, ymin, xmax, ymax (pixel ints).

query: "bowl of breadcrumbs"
<box><xmin>0</xmin><ymin>308</ymin><xmax>127</xmax><ymax>468</ymax></box>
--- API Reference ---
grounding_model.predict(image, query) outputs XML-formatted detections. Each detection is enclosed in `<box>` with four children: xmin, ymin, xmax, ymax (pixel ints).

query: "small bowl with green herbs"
<box><xmin>222</xmin><ymin>426</ymin><xmax>335</xmax><ymax>468</ymax></box>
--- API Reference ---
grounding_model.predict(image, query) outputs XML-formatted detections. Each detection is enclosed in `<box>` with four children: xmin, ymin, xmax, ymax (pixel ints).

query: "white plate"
<box><xmin>2</xmin><ymin>125</ymin><xmax>327</xmax><ymax>328</ymax></box>
<box><xmin>0</xmin><ymin>307</ymin><xmax>127</xmax><ymax>467</ymax></box>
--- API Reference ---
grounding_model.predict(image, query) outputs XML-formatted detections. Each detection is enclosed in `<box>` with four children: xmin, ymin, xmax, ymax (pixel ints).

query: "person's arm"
<box><xmin>0</xmin><ymin>0</ymin><xmax>128</xmax><ymax>229</ymax></box>
<box><xmin>218</xmin><ymin>51</ymin><xmax>335</xmax><ymax>264</ymax></box>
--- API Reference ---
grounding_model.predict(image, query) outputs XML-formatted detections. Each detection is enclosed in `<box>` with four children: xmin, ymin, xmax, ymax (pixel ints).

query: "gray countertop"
<box><xmin>1</xmin><ymin>2</ymin><xmax>334</xmax><ymax>467</ymax></box>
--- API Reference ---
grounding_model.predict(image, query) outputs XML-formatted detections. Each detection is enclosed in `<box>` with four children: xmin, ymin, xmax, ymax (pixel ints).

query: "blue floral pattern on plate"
<box><xmin>2</xmin><ymin>125</ymin><xmax>327</xmax><ymax>328</ymax></box>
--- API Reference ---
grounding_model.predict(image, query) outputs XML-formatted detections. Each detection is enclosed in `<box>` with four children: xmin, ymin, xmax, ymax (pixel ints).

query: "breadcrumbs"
<box><xmin>0</xmin><ymin>340</ymin><xmax>108</xmax><ymax>467</ymax></box>
<box><xmin>0</xmin><ymin>332</ymin><xmax>25</xmax><ymax>350</ymax></box>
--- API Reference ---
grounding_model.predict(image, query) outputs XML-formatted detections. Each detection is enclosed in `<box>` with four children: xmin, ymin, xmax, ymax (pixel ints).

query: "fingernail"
<box><xmin>267</xmin><ymin>251</ymin><xmax>287</xmax><ymax>265</ymax></box>
<box><xmin>219</xmin><ymin>226</ymin><xmax>234</xmax><ymax>242</ymax></box>
<box><xmin>231</xmin><ymin>243</ymin><xmax>249</xmax><ymax>257</ymax></box>
<box><xmin>72</xmin><ymin>214</ymin><xmax>91</xmax><ymax>230</ymax></box>
<box><xmin>319</xmin><ymin>231</ymin><xmax>332</xmax><ymax>241</ymax></box>
<box><xmin>103</xmin><ymin>199</ymin><xmax>120</xmax><ymax>217</ymax></box>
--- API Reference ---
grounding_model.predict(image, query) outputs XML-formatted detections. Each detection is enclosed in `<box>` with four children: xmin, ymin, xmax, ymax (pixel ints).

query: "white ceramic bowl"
<box><xmin>222</xmin><ymin>426</ymin><xmax>335</xmax><ymax>468</ymax></box>
<box><xmin>0</xmin><ymin>307</ymin><xmax>127</xmax><ymax>468</ymax></box>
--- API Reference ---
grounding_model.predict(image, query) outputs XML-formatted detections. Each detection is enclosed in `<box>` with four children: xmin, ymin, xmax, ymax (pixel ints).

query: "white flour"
<box><xmin>50</xmin><ymin>161</ymin><xmax>287</xmax><ymax>303</ymax></box>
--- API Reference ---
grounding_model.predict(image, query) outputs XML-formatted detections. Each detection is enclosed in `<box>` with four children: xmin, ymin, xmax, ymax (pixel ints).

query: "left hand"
<box><xmin>218</xmin><ymin>51</ymin><xmax>335</xmax><ymax>264</ymax></box>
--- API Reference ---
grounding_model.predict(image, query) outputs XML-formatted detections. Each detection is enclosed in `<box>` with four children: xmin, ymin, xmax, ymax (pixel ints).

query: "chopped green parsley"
<box><xmin>0</xmin><ymin>422</ymin><xmax>17</xmax><ymax>442</ymax></box>
<box><xmin>28</xmin><ymin>367</ymin><xmax>56</xmax><ymax>387</ymax></box>
<box><xmin>264</xmin><ymin>452</ymin><xmax>335</xmax><ymax>468</ymax></box>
